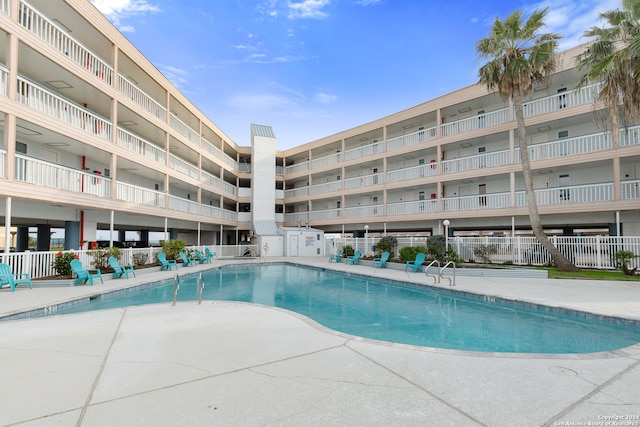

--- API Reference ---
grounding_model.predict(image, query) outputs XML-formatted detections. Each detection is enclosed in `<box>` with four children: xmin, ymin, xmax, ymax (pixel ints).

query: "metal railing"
<box><xmin>522</xmin><ymin>83</ymin><xmax>601</xmax><ymax>117</ymax></box>
<box><xmin>118</xmin><ymin>75</ymin><xmax>166</xmax><ymax>120</ymax></box>
<box><xmin>386</xmin><ymin>126</ymin><xmax>438</xmax><ymax>151</ymax></box>
<box><xmin>441</xmin><ymin>108</ymin><xmax>509</xmax><ymax>137</ymax></box>
<box><xmin>116</xmin><ymin>127</ymin><xmax>166</xmax><ymax>164</ymax></box>
<box><xmin>344</xmin><ymin>141</ymin><xmax>383</xmax><ymax>161</ymax></box>
<box><xmin>116</xmin><ymin>182</ymin><xmax>165</xmax><ymax>207</ymax></box>
<box><xmin>442</xmin><ymin>149</ymin><xmax>511</xmax><ymax>174</ymax></box>
<box><xmin>387</xmin><ymin>164</ymin><xmax>437</xmax><ymax>182</ymax></box>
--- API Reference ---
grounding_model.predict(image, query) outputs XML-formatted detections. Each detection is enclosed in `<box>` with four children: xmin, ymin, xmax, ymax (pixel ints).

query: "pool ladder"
<box><xmin>172</xmin><ymin>272</ymin><xmax>205</xmax><ymax>306</ymax></box>
<box><xmin>424</xmin><ymin>260</ymin><xmax>456</xmax><ymax>286</ymax></box>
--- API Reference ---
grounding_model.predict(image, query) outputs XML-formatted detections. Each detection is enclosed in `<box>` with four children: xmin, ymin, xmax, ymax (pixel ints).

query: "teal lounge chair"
<box><xmin>195</xmin><ymin>249</ymin><xmax>212</xmax><ymax>264</ymax></box>
<box><xmin>157</xmin><ymin>253</ymin><xmax>178</xmax><ymax>271</ymax></box>
<box><xmin>372</xmin><ymin>252</ymin><xmax>389</xmax><ymax>268</ymax></box>
<box><xmin>108</xmin><ymin>256</ymin><xmax>135</xmax><ymax>279</ymax></box>
<box><xmin>346</xmin><ymin>250</ymin><xmax>361</xmax><ymax>265</ymax></box>
<box><xmin>70</xmin><ymin>259</ymin><xmax>103</xmax><ymax>286</ymax></box>
<box><xmin>405</xmin><ymin>252</ymin><xmax>426</xmax><ymax>272</ymax></box>
<box><xmin>0</xmin><ymin>263</ymin><xmax>32</xmax><ymax>292</ymax></box>
<box><xmin>205</xmin><ymin>248</ymin><xmax>217</xmax><ymax>260</ymax></box>
<box><xmin>329</xmin><ymin>248</ymin><xmax>343</xmax><ymax>263</ymax></box>
<box><xmin>179</xmin><ymin>251</ymin><xmax>196</xmax><ymax>267</ymax></box>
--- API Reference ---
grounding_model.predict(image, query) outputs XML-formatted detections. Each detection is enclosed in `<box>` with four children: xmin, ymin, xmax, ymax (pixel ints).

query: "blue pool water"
<box><xmin>50</xmin><ymin>264</ymin><xmax>640</xmax><ymax>354</ymax></box>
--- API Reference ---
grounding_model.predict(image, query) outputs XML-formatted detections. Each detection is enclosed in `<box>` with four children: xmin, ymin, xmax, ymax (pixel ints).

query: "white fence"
<box><xmin>0</xmin><ymin>245</ymin><xmax>259</xmax><ymax>279</ymax></box>
<box><xmin>326</xmin><ymin>235</ymin><xmax>640</xmax><ymax>270</ymax></box>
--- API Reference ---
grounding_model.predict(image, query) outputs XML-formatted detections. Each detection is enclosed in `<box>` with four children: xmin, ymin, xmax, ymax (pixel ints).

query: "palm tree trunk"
<box><xmin>513</xmin><ymin>92</ymin><xmax>580</xmax><ymax>272</ymax></box>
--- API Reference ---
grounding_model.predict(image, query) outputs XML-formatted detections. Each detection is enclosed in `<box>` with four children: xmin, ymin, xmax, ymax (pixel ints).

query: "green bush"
<box><xmin>343</xmin><ymin>245</ymin><xmax>354</xmax><ymax>257</ymax></box>
<box><xmin>90</xmin><ymin>247</ymin><xmax>122</xmax><ymax>270</ymax></box>
<box><xmin>161</xmin><ymin>239</ymin><xmax>187</xmax><ymax>260</ymax></box>
<box><xmin>399</xmin><ymin>245</ymin><xmax>427</xmax><ymax>263</ymax></box>
<box><xmin>374</xmin><ymin>236</ymin><xmax>398</xmax><ymax>256</ymax></box>
<box><xmin>52</xmin><ymin>251</ymin><xmax>78</xmax><ymax>277</ymax></box>
<box><xmin>615</xmin><ymin>250</ymin><xmax>638</xmax><ymax>276</ymax></box>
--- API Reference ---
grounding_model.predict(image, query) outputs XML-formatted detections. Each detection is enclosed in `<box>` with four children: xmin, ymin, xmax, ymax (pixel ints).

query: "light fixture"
<box><xmin>45</xmin><ymin>142</ymin><xmax>70</xmax><ymax>147</ymax></box>
<box><xmin>443</xmin><ymin>219</ymin><xmax>450</xmax><ymax>249</ymax></box>
<box><xmin>359</xmin><ymin>137</ymin><xmax>369</xmax><ymax>142</ymax></box>
<box><xmin>118</xmin><ymin>121</ymin><xmax>138</xmax><ymax>126</ymax></box>
<box><xmin>538</xmin><ymin>169</ymin><xmax>553</xmax><ymax>174</ymax></box>
<box><xmin>458</xmin><ymin>107</ymin><xmax>472</xmax><ymax>113</ymax></box>
<box><xmin>537</xmin><ymin>125</ymin><xmax>551</xmax><ymax>132</ymax></box>
<box><xmin>460</xmin><ymin>142</ymin><xmax>472</xmax><ymax>148</ymax></box>
<box><xmin>46</xmin><ymin>80</ymin><xmax>73</xmax><ymax>89</ymax></box>
<box><xmin>402</xmin><ymin>124</ymin><xmax>414</xmax><ymax>129</ymax></box>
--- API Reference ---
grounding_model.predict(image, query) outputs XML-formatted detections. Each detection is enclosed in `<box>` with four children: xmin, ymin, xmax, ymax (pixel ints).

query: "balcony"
<box><xmin>344</xmin><ymin>204</ymin><xmax>383</xmax><ymax>218</ymax></box>
<box><xmin>311</xmin><ymin>152</ymin><xmax>341</xmax><ymax>169</ymax></box>
<box><xmin>18</xmin><ymin>1</ymin><xmax>113</xmax><ymax>85</ymax></box>
<box><xmin>622</xmin><ymin>179</ymin><xmax>640</xmax><ymax>199</ymax></box>
<box><xmin>310</xmin><ymin>208</ymin><xmax>341</xmax><ymax>221</ymax></box>
<box><xmin>387</xmin><ymin>126</ymin><xmax>437</xmax><ymax>151</ymax></box>
<box><xmin>169</xmin><ymin>153</ymin><xmax>199</xmax><ymax>179</ymax></box>
<box><xmin>516</xmin><ymin>182</ymin><xmax>614</xmax><ymax>206</ymax></box>
<box><xmin>15</xmin><ymin>154</ymin><xmax>111</xmax><ymax>198</ymax></box>
<box><xmin>284</xmin><ymin>212</ymin><xmax>309</xmax><ymax>222</ymax></box>
<box><xmin>344</xmin><ymin>141</ymin><xmax>383</xmax><ymax>161</ymax></box>
<box><xmin>285</xmin><ymin>187</ymin><xmax>309</xmax><ymax>198</ymax></box>
<box><xmin>442</xmin><ymin>149</ymin><xmax>511</xmax><ymax>174</ymax></box>
<box><xmin>116</xmin><ymin>128</ymin><xmax>166</xmax><ymax>165</ymax></box>
<box><xmin>344</xmin><ymin>173</ymin><xmax>383</xmax><ymax>189</ymax></box>
<box><xmin>116</xmin><ymin>182</ymin><xmax>165</xmax><ymax>207</ymax></box>
<box><xmin>387</xmin><ymin>200</ymin><xmax>438</xmax><ymax>216</ymax></box>
<box><xmin>387</xmin><ymin>163</ymin><xmax>437</xmax><ymax>182</ymax></box>
<box><xmin>118</xmin><ymin>75</ymin><xmax>166</xmax><ymax>120</ymax></box>
<box><xmin>441</xmin><ymin>108</ymin><xmax>509</xmax><ymax>137</ymax></box>
<box><xmin>522</xmin><ymin>83</ymin><xmax>600</xmax><ymax>117</ymax></box>
<box><xmin>310</xmin><ymin>181</ymin><xmax>342</xmax><ymax>195</ymax></box>
<box><xmin>17</xmin><ymin>75</ymin><xmax>112</xmax><ymax>141</ymax></box>
<box><xmin>442</xmin><ymin>192</ymin><xmax>511</xmax><ymax>211</ymax></box>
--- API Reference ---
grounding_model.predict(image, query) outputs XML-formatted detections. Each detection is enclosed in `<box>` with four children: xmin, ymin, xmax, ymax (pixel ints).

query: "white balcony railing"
<box><xmin>516</xmin><ymin>182</ymin><xmax>614</xmax><ymax>206</ymax></box>
<box><xmin>442</xmin><ymin>192</ymin><xmax>511</xmax><ymax>211</ymax></box>
<box><xmin>201</xmin><ymin>204</ymin><xmax>223</xmax><ymax>218</ymax></box>
<box><xmin>0</xmin><ymin>149</ymin><xmax>6</xmax><ymax>178</ymax></box>
<box><xmin>523</xmin><ymin>83</ymin><xmax>600</xmax><ymax>117</ymax></box>
<box><xmin>201</xmin><ymin>137</ymin><xmax>223</xmax><ymax>161</ymax></box>
<box><xmin>516</xmin><ymin>132</ymin><xmax>611</xmax><ymax>162</ymax></box>
<box><xmin>15</xmin><ymin>154</ymin><xmax>111</xmax><ymax>198</ymax></box>
<box><xmin>17</xmin><ymin>76</ymin><xmax>112</xmax><ymax>140</ymax></box>
<box><xmin>344</xmin><ymin>141</ymin><xmax>383</xmax><ymax>161</ymax></box>
<box><xmin>285</xmin><ymin>187</ymin><xmax>309</xmax><ymax>198</ymax></box>
<box><xmin>344</xmin><ymin>173</ymin><xmax>383</xmax><ymax>189</ymax></box>
<box><xmin>387</xmin><ymin>126</ymin><xmax>438</xmax><ymax>151</ymax></box>
<box><xmin>223</xmin><ymin>181</ymin><xmax>237</xmax><ymax>196</ymax></box>
<box><xmin>19</xmin><ymin>2</ymin><xmax>113</xmax><ymax>85</ymax></box>
<box><xmin>310</xmin><ymin>181</ymin><xmax>342</xmax><ymax>195</ymax></box>
<box><xmin>118</xmin><ymin>75</ymin><xmax>166</xmax><ymax>120</ymax></box>
<box><xmin>442</xmin><ymin>149</ymin><xmax>510</xmax><ymax>174</ymax></box>
<box><xmin>169</xmin><ymin>154</ymin><xmax>199</xmax><ymax>179</ymax></box>
<box><xmin>116</xmin><ymin>127</ymin><xmax>166</xmax><ymax>164</ymax></box>
<box><xmin>0</xmin><ymin>64</ymin><xmax>7</xmax><ymax>96</ymax></box>
<box><xmin>621</xmin><ymin>180</ymin><xmax>640</xmax><ymax>199</ymax></box>
<box><xmin>284</xmin><ymin>161</ymin><xmax>309</xmax><ymax>175</ymax></box>
<box><xmin>284</xmin><ymin>212</ymin><xmax>309</xmax><ymax>222</ymax></box>
<box><xmin>387</xmin><ymin>200</ymin><xmax>438</xmax><ymax>216</ymax></box>
<box><xmin>169</xmin><ymin>113</ymin><xmax>199</xmax><ymax>144</ymax></box>
<box><xmin>223</xmin><ymin>209</ymin><xmax>238</xmax><ymax>221</ymax></box>
<box><xmin>441</xmin><ymin>108</ymin><xmax>509</xmax><ymax>137</ymax></box>
<box><xmin>201</xmin><ymin>170</ymin><xmax>223</xmax><ymax>190</ymax></box>
<box><xmin>168</xmin><ymin>195</ymin><xmax>200</xmax><ymax>214</ymax></box>
<box><xmin>387</xmin><ymin>163</ymin><xmax>438</xmax><ymax>182</ymax></box>
<box><xmin>311</xmin><ymin>152</ymin><xmax>342</xmax><ymax>169</ymax></box>
<box><xmin>344</xmin><ymin>204</ymin><xmax>384</xmax><ymax>218</ymax></box>
<box><xmin>116</xmin><ymin>182</ymin><xmax>165</xmax><ymax>207</ymax></box>
<box><xmin>310</xmin><ymin>208</ymin><xmax>341</xmax><ymax>220</ymax></box>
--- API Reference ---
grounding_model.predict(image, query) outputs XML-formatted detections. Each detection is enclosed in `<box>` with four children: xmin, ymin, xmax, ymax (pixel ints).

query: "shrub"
<box><xmin>132</xmin><ymin>253</ymin><xmax>148</xmax><ymax>267</ymax></box>
<box><xmin>161</xmin><ymin>239</ymin><xmax>187</xmax><ymax>260</ymax></box>
<box><xmin>343</xmin><ymin>245</ymin><xmax>354</xmax><ymax>257</ymax></box>
<box><xmin>399</xmin><ymin>245</ymin><xmax>427</xmax><ymax>263</ymax></box>
<box><xmin>90</xmin><ymin>247</ymin><xmax>122</xmax><ymax>270</ymax></box>
<box><xmin>374</xmin><ymin>236</ymin><xmax>398</xmax><ymax>257</ymax></box>
<box><xmin>615</xmin><ymin>250</ymin><xmax>638</xmax><ymax>276</ymax></box>
<box><xmin>52</xmin><ymin>251</ymin><xmax>78</xmax><ymax>277</ymax></box>
<box><xmin>473</xmin><ymin>244</ymin><xmax>499</xmax><ymax>264</ymax></box>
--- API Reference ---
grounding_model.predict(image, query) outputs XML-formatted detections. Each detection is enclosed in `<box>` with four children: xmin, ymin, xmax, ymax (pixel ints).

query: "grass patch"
<box><xmin>547</xmin><ymin>268</ymin><xmax>640</xmax><ymax>281</ymax></box>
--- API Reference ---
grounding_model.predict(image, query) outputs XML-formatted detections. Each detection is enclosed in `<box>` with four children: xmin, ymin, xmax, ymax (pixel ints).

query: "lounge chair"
<box><xmin>108</xmin><ymin>256</ymin><xmax>135</xmax><ymax>279</ymax></box>
<box><xmin>372</xmin><ymin>251</ymin><xmax>389</xmax><ymax>268</ymax></box>
<box><xmin>157</xmin><ymin>253</ymin><xmax>178</xmax><ymax>271</ymax></box>
<box><xmin>329</xmin><ymin>248</ymin><xmax>343</xmax><ymax>263</ymax></box>
<box><xmin>205</xmin><ymin>248</ymin><xmax>217</xmax><ymax>260</ymax></box>
<box><xmin>0</xmin><ymin>263</ymin><xmax>32</xmax><ymax>292</ymax></box>
<box><xmin>346</xmin><ymin>250</ymin><xmax>361</xmax><ymax>265</ymax></box>
<box><xmin>405</xmin><ymin>252</ymin><xmax>426</xmax><ymax>272</ymax></box>
<box><xmin>70</xmin><ymin>259</ymin><xmax>103</xmax><ymax>286</ymax></box>
<box><xmin>195</xmin><ymin>249</ymin><xmax>212</xmax><ymax>264</ymax></box>
<box><xmin>179</xmin><ymin>251</ymin><xmax>196</xmax><ymax>267</ymax></box>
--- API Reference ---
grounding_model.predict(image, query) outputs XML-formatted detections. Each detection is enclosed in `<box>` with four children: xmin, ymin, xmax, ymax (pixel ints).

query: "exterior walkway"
<box><xmin>1</xmin><ymin>257</ymin><xmax>639</xmax><ymax>426</ymax></box>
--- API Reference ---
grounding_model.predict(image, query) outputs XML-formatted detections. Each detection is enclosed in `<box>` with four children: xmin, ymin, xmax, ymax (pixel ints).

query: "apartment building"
<box><xmin>1</xmin><ymin>0</ymin><xmax>639</xmax><ymax>252</ymax></box>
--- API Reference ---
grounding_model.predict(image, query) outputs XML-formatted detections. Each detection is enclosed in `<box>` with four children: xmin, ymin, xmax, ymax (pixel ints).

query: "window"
<box><xmin>479</xmin><ymin>184</ymin><xmax>487</xmax><ymax>206</ymax></box>
<box><xmin>478</xmin><ymin>110</ymin><xmax>485</xmax><ymax>128</ymax></box>
<box><xmin>559</xmin><ymin>174</ymin><xmax>570</xmax><ymax>201</ymax></box>
<box><xmin>558</xmin><ymin>130</ymin><xmax>568</xmax><ymax>156</ymax></box>
<box><xmin>557</xmin><ymin>88</ymin><xmax>567</xmax><ymax>109</ymax></box>
<box><xmin>478</xmin><ymin>146</ymin><xmax>486</xmax><ymax>168</ymax></box>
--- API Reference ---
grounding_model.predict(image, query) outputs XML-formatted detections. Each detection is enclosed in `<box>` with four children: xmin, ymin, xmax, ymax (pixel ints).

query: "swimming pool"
<box><xmin>45</xmin><ymin>264</ymin><xmax>640</xmax><ymax>354</ymax></box>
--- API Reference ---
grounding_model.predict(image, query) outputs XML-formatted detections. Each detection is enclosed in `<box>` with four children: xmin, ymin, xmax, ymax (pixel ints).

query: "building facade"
<box><xmin>1</xmin><ymin>0</ymin><xmax>639</xmax><ymax>252</ymax></box>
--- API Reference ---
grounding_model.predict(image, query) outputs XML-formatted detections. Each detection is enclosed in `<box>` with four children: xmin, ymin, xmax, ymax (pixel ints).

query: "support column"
<box><xmin>65</xmin><ymin>221</ymin><xmax>80</xmax><ymax>250</ymax></box>
<box><xmin>36</xmin><ymin>224</ymin><xmax>51</xmax><ymax>251</ymax></box>
<box><xmin>16</xmin><ymin>226</ymin><xmax>29</xmax><ymax>252</ymax></box>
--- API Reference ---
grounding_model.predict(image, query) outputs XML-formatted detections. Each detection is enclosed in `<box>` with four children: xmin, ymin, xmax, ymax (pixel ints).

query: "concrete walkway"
<box><xmin>1</xmin><ymin>257</ymin><xmax>639</xmax><ymax>426</ymax></box>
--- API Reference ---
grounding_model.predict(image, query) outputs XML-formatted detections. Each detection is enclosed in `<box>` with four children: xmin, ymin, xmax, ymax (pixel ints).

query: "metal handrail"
<box><xmin>197</xmin><ymin>272</ymin><xmax>204</xmax><ymax>304</ymax></box>
<box><xmin>440</xmin><ymin>261</ymin><xmax>456</xmax><ymax>286</ymax></box>
<box><xmin>172</xmin><ymin>273</ymin><xmax>180</xmax><ymax>306</ymax></box>
<box><xmin>423</xmin><ymin>260</ymin><xmax>440</xmax><ymax>284</ymax></box>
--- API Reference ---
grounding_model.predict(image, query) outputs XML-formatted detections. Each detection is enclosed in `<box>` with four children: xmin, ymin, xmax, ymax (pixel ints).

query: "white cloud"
<box><xmin>157</xmin><ymin>64</ymin><xmax>189</xmax><ymax>87</ymax></box>
<box><xmin>90</xmin><ymin>0</ymin><xmax>160</xmax><ymax>31</ymax></box>
<box><xmin>288</xmin><ymin>0</ymin><xmax>331</xmax><ymax>19</ymax></box>
<box><xmin>314</xmin><ymin>92</ymin><xmax>337</xmax><ymax>104</ymax></box>
<box><xmin>356</xmin><ymin>0</ymin><xmax>384</xmax><ymax>5</ymax></box>
<box><xmin>523</xmin><ymin>0</ymin><xmax>621</xmax><ymax>50</ymax></box>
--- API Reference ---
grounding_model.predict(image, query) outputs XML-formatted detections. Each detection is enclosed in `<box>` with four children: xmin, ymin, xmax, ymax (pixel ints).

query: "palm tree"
<box><xmin>577</xmin><ymin>0</ymin><xmax>640</xmax><ymax>149</ymax></box>
<box><xmin>476</xmin><ymin>8</ymin><xmax>580</xmax><ymax>272</ymax></box>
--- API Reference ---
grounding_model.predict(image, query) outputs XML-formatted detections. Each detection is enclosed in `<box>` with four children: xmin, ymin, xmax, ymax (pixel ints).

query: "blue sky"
<box><xmin>91</xmin><ymin>0</ymin><xmax>620</xmax><ymax>150</ymax></box>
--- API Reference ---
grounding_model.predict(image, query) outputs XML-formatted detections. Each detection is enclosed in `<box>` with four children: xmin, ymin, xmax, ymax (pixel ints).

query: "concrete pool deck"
<box><xmin>1</xmin><ymin>257</ymin><xmax>639</xmax><ymax>426</ymax></box>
